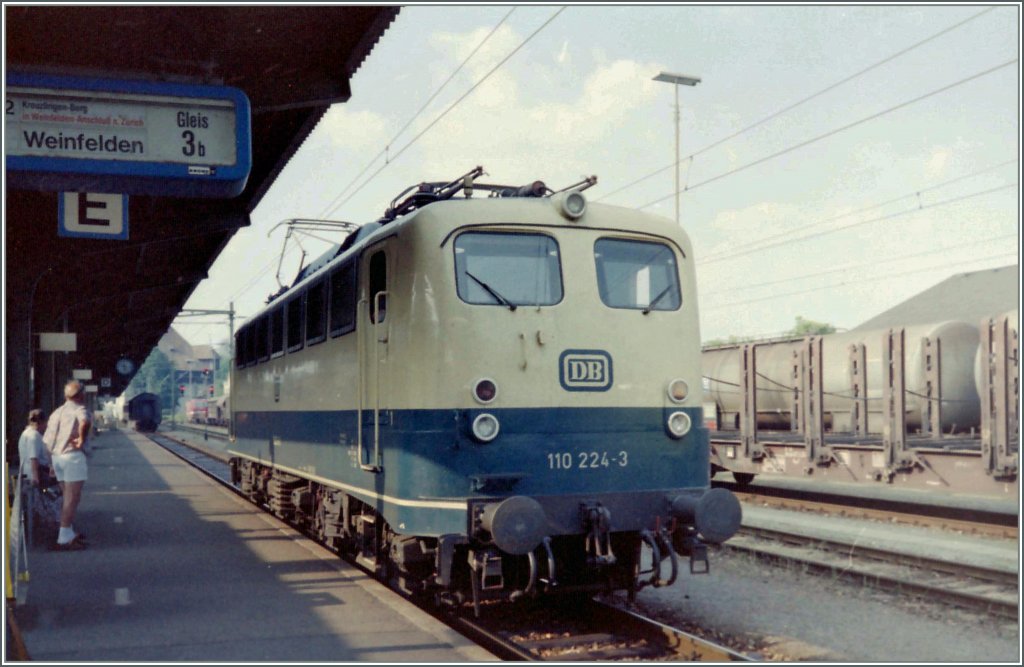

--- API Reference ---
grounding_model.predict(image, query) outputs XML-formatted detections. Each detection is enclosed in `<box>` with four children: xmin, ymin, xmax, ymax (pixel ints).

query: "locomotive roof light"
<box><xmin>667</xmin><ymin>378</ymin><xmax>689</xmax><ymax>403</ymax></box>
<box><xmin>667</xmin><ymin>410</ymin><xmax>692</xmax><ymax>439</ymax></box>
<box><xmin>473</xmin><ymin>378</ymin><xmax>498</xmax><ymax>404</ymax></box>
<box><xmin>552</xmin><ymin>190</ymin><xmax>587</xmax><ymax>221</ymax></box>
<box><xmin>472</xmin><ymin>413</ymin><xmax>501</xmax><ymax>443</ymax></box>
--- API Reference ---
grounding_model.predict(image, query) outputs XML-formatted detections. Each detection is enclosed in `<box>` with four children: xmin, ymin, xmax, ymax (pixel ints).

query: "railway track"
<box><xmin>170</xmin><ymin>423</ymin><xmax>229</xmax><ymax>441</ymax></box>
<box><xmin>719</xmin><ymin>485</ymin><xmax>1019</xmax><ymax>620</ymax></box>
<box><xmin>716</xmin><ymin>480</ymin><xmax>1018</xmax><ymax>539</ymax></box>
<box><xmin>146</xmin><ymin>430</ymin><xmax>755</xmax><ymax>662</ymax></box>
<box><xmin>450</xmin><ymin>597</ymin><xmax>750</xmax><ymax>661</ymax></box>
<box><xmin>727</xmin><ymin>525</ymin><xmax>1018</xmax><ymax>620</ymax></box>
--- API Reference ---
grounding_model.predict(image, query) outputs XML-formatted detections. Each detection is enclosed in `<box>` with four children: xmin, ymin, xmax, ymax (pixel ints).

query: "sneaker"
<box><xmin>49</xmin><ymin>536</ymin><xmax>87</xmax><ymax>551</ymax></box>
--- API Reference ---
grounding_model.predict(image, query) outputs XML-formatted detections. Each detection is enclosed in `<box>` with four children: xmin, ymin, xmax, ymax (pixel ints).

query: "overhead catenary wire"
<box><xmin>323</xmin><ymin>6</ymin><xmax>568</xmax><ymax>219</ymax></box>
<box><xmin>701</xmin><ymin>232</ymin><xmax>1017</xmax><ymax>297</ymax></box>
<box><xmin>701</xmin><ymin>158</ymin><xmax>1017</xmax><ymax>263</ymax></box>
<box><xmin>316</xmin><ymin>7</ymin><xmax>518</xmax><ymax>219</ymax></box>
<box><xmin>700</xmin><ymin>182</ymin><xmax>1017</xmax><ymax>267</ymax></box>
<box><xmin>596</xmin><ymin>6</ymin><xmax>999</xmax><ymax>203</ymax></box>
<box><xmin>636</xmin><ymin>58</ymin><xmax>1018</xmax><ymax>210</ymax></box>
<box><xmin>704</xmin><ymin>247</ymin><xmax>1018</xmax><ymax>311</ymax></box>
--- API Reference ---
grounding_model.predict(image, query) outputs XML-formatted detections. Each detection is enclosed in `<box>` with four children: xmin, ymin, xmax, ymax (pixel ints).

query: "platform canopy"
<box><xmin>4</xmin><ymin>6</ymin><xmax>400</xmax><ymax>447</ymax></box>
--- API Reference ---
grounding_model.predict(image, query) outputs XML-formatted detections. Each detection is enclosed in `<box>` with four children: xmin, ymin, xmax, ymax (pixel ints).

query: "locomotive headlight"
<box><xmin>472</xmin><ymin>413</ymin><xmax>501</xmax><ymax>442</ymax></box>
<box><xmin>667</xmin><ymin>378</ymin><xmax>689</xmax><ymax>403</ymax></box>
<box><xmin>473</xmin><ymin>378</ymin><xmax>498</xmax><ymax>404</ymax></box>
<box><xmin>667</xmin><ymin>411</ymin><xmax>692</xmax><ymax>439</ymax></box>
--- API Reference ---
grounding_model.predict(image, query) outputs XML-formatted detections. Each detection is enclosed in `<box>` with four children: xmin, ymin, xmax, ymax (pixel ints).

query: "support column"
<box><xmin>980</xmin><ymin>315</ymin><xmax>1019</xmax><ymax>479</ymax></box>
<box><xmin>882</xmin><ymin>328</ymin><xmax>916</xmax><ymax>478</ymax></box>
<box><xmin>4</xmin><ymin>273</ymin><xmax>33</xmax><ymax>460</ymax></box>
<box><xmin>848</xmin><ymin>343</ymin><xmax>868</xmax><ymax>436</ymax></box>
<box><xmin>923</xmin><ymin>336</ymin><xmax>942</xmax><ymax>439</ymax></box>
<box><xmin>801</xmin><ymin>336</ymin><xmax>830</xmax><ymax>467</ymax></box>
<box><xmin>739</xmin><ymin>344</ymin><xmax>764</xmax><ymax>460</ymax></box>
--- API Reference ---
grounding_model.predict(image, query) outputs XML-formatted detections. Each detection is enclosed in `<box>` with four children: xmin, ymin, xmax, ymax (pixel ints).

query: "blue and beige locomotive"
<box><xmin>228</xmin><ymin>167</ymin><xmax>740</xmax><ymax>611</ymax></box>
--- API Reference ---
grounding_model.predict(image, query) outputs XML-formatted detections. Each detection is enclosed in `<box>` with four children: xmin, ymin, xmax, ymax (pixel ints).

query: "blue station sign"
<box><xmin>5</xmin><ymin>72</ymin><xmax>252</xmax><ymax>198</ymax></box>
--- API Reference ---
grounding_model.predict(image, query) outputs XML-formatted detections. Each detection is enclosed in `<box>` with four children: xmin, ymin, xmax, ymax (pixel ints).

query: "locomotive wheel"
<box><xmin>732</xmin><ymin>472</ymin><xmax>755</xmax><ymax>486</ymax></box>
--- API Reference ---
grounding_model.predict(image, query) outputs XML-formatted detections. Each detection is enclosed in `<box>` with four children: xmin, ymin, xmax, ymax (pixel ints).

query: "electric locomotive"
<box><xmin>228</xmin><ymin>167</ymin><xmax>741</xmax><ymax>613</ymax></box>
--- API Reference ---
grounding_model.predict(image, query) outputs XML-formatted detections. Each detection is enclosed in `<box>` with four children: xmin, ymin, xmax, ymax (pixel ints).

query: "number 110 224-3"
<box><xmin>547</xmin><ymin>451</ymin><xmax>628</xmax><ymax>469</ymax></box>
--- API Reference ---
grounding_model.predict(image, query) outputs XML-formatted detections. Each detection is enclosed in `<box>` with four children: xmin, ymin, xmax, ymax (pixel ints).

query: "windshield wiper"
<box><xmin>465</xmin><ymin>271</ymin><xmax>517</xmax><ymax>311</ymax></box>
<box><xmin>642</xmin><ymin>285</ymin><xmax>674</xmax><ymax>315</ymax></box>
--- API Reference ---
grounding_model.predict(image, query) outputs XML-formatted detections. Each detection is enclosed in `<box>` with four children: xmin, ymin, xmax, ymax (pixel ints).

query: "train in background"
<box><xmin>702</xmin><ymin>310</ymin><xmax>1018</xmax><ymax>494</ymax></box>
<box><xmin>206</xmin><ymin>394</ymin><xmax>230</xmax><ymax>427</ymax></box>
<box><xmin>226</xmin><ymin>167</ymin><xmax>741</xmax><ymax>613</ymax></box>
<box><xmin>128</xmin><ymin>392</ymin><xmax>162</xmax><ymax>432</ymax></box>
<box><xmin>185</xmin><ymin>398</ymin><xmax>209</xmax><ymax>424</ymax></box>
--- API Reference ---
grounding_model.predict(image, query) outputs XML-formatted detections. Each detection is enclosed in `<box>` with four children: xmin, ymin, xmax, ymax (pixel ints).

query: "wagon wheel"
<box><xmin>732</xmin><ymin>472</ymin><xmax>755</xmax><ymax>486</ymax></box>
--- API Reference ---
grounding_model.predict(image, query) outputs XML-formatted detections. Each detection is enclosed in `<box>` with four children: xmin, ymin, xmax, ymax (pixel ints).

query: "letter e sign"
<box><xmin>58</xmin><ymin>192</ymin><xmax>129</xmax><ymax>240</ymax></box>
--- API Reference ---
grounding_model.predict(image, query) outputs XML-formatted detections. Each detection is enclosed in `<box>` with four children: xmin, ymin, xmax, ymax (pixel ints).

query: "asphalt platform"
<box><xmin>10</xmin><ymin>427</ymin><xmax>494</xmax><ymax>662</ymax></box>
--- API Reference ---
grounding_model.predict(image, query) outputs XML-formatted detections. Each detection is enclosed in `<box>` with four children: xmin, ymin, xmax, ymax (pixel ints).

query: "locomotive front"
<box><xmin>227</xmin><ymin>172</ymin><xmax>740</xmax><ymax>613</ymax></box>
<box><xmin>387</xmin><ymin>190</ymin><xmax>741</xmax><ymax>608</ymax></box>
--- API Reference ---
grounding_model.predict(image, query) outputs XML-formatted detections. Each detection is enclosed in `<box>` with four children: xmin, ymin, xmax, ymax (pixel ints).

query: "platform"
<box><xmin>10</xmin><ymin>428</ymin><xmax>494</xmax><ymax>662</ymax></box>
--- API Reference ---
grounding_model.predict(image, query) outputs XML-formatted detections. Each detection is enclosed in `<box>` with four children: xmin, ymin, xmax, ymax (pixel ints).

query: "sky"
<box><xmin>179</xmin><ymin>3</ymin><xmax>1021</xmax><ymax>350</ymax></box>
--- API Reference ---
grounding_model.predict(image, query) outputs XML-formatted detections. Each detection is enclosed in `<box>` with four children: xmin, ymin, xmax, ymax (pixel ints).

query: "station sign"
<box><xmin>39</xmin><ymin>332</ymin><xmax>77</xmax><ymax>352</ymax></box>
<box><xmin>59</xmin><ymin>192</ymin><xmax>128</xmax><ymax>240</ymax></box>
<box><xmin>5</xmin><ymin>72</ymin><xmax>251</xmax><ymax>198</ymax></box>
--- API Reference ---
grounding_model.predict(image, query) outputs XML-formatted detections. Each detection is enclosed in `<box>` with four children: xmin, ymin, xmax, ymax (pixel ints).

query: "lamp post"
<box><xmin>653</xmin><ymin>71</ymin><xmax>701</xmax><ymax>225</ymax></box>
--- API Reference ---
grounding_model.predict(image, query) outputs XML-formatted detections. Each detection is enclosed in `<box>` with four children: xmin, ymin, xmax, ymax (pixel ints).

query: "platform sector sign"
<box><xmin>5</xmin><ymin>72</ymin><xmax>251</xmax><ymax>198</ymax></box>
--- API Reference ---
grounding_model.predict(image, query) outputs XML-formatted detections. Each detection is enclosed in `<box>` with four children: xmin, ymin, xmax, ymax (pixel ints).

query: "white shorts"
<box><xmin>52</xmin><ymin>450</ymin><xmax>88</xmax><ymax>483</ymax></box>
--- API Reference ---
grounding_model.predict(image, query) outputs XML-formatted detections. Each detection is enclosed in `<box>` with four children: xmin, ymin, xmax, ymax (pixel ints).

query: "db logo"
<box><xmin>559</xmin><ymin>350</ymin><xmax>613</xmax><ymax>392</ymax></box>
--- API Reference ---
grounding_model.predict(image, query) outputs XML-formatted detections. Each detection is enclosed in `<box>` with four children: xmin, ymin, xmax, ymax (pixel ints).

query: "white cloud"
<box><xmin>925</xmin><ymin>146</ymin><xmax>951</xmax><ymax>178</ymax></box>
<box><xmin>557</xmin><ymin>39</ymin><xmax>570</xmax><ymax>65</ymax></box>
<box><xmin>317</xmin><ymin>106</ymin><xmax>389</xmax><ymax>152</ymax></box>
<box><xmin>710</xmin><ymin>201</ymin><xmax>803</xmax><ymax>234</ymax></box>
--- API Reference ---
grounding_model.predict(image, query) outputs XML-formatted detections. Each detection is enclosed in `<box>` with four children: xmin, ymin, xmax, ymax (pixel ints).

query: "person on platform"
<box><xmin>18</xmin><ymin>408</ymin><xmax>50</xmax><ymax>488</ymax></box>
<box><xmin>43</xmin><ymin>379</ymin><xmax>92</xmax><ymax>551</ymax></box>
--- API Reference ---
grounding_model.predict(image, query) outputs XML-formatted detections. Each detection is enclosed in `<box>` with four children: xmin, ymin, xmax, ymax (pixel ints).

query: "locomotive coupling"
<box><xmin>478</xmin><ymin>496</ymin><xmax>549</xmax><ymax>555</ymax></box>
<box><xmin>669</xmin><ymin>487</ymin><xmax>742</xmax><ymax>544</ymax></box>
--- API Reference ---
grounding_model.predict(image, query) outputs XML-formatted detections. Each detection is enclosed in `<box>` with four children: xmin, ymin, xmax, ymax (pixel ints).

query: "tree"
<box><xmin>788</xmin><ymin>316</ymin><xmax>836</xmax><ymax>336</ymax></box>
<box><xmin>703</xmin><ymin>316</ymin><xmax>837</xmax><ymax>348</ymax></box>
<box><xmin>703</xmin><ymin>334</ymin><xmax>758</xmax><ymax>347</ymax></box>
<box><xmin>127</xmin><ymin>348</ymin><xmax>173</xmax><ymax>409</ymax></box>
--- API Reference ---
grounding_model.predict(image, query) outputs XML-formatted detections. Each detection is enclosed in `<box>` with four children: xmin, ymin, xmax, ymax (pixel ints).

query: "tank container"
<box><xmin>702</xmin><ymin>320</ymin><xmax>981</xmax><ymax>433</ymax></box>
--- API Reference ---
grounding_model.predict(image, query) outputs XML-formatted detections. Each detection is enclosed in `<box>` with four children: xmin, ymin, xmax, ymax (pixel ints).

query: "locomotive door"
<box><xmin>357</xmin><ymin>243</ymin><xmax>393</xmax><ymax>472</ymax></box>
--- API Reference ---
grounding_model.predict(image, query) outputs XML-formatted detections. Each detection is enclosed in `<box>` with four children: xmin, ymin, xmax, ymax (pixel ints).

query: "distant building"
<box><xmin>191</xmin><ymin>344</ymin><xmax>220</xmax><ymax>373</ymax></box>
<box><xmin>853</xmin><ymin>264</ymin><xmax>1019</xmax><ymax>331</ymax></box>
<box><xmin>155</xmin><ymin>328</ymin><xmax>221</xmax><ymax>398</ymax></box>
<box><xmin>157</xmin><ymin>328</ymin><xmax>194</xmax><ymax>370</ymax></box>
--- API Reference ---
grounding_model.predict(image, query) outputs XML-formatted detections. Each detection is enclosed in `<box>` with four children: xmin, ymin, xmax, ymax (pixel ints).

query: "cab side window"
<box><xmin>369</xmin><ymin>251</ymin><xmax>387</xmax><ymax>324</ymax></box>
<box><xmin>329</xmin><ymin>261</ymin><xmax>357</xmax><ymax>337</ymax></box>
<box><xmin>306</xmin><ymin>279</ymin><xmax>327</xmax><ymax>346</ymax></box>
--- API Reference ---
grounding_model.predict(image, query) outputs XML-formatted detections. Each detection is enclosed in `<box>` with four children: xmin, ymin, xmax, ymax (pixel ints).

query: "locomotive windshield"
<box><xmin>454</xmin><ymin>232</ymin><xmax>563</xmax><ymax>308</ymax></box>
<box><xmin>594</xmin><ymin>238</ymin><xmax>681</xmax><ymax>312</ymax></box>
